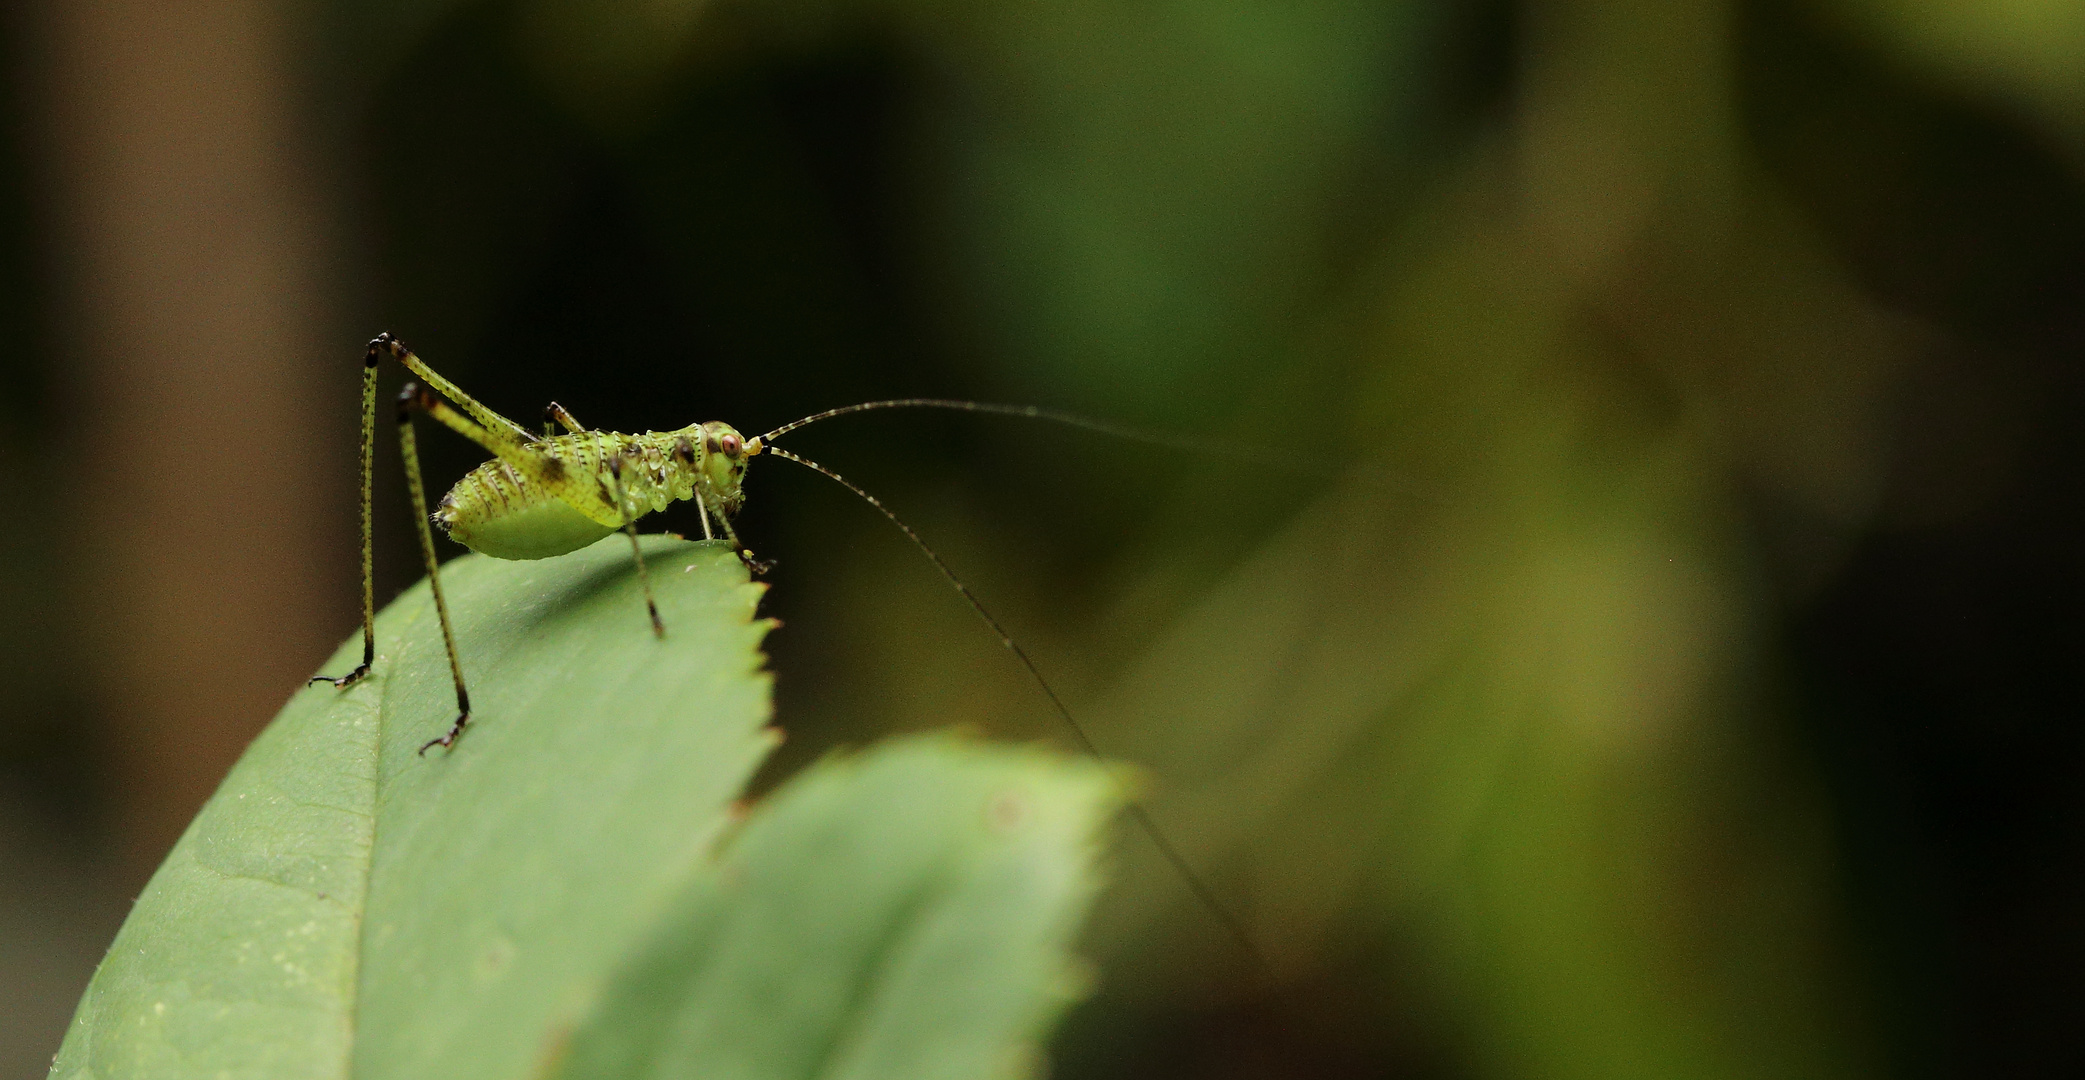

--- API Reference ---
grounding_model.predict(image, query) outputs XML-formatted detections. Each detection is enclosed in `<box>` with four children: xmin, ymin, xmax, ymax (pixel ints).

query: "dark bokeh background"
<box><xmin>2</xmin><ymin>0</ymin><xmax>2081</xmax><ymax>1076</ymax></box>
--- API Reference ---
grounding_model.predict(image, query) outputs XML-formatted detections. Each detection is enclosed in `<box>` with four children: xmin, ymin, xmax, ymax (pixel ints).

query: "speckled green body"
<box><xmin>435</xmin><ymin>423</ymin><xmax>749</xmax><ymax>560</ymax></box>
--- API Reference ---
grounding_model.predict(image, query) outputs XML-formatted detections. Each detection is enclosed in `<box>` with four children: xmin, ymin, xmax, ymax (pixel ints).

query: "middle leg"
<box><xmin>605</xmin><ymin>452</ymin><xmax>666</xmax><ymax>639</ymax></box>
<box><xmin>545</xmin><ymin>401</ymin><xmax>586</xmax><ymax>434</ymax></box>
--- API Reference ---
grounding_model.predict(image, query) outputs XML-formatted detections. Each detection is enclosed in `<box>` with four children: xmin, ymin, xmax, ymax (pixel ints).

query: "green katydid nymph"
<box><xmin>310</xmin><ymin>332</ymin><xmax>1259</xmax><ymax>961</ymax></box>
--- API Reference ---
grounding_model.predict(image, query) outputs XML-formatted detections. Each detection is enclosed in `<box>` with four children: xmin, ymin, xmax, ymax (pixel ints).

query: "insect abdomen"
<box><xmin>437</xmin><ymin>459</ymin><xmax>616</xmax><ymax>561</ymax></box>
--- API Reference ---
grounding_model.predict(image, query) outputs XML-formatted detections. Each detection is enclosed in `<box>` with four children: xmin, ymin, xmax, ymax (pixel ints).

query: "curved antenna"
<box><xmin>759</xmin><ymin>443</ymin><xmax>1267</xmax><ymax>967</ymax></box>
<box><xmin>760</xmin><ymin>398</ymin><xmax>1242</xmax><ymax>460</ymax></box>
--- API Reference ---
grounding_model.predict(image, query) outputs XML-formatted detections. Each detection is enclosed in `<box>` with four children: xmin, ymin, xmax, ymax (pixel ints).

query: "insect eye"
<box><xmin>720</xmin><ymin>433</ymin><xmax>741</xmax><ymax>457</ymax></box>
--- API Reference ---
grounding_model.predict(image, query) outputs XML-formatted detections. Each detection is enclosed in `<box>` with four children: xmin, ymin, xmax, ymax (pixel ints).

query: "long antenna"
<box><xmin>760</xmin><ymin>398</ymin><xmax>1246</xmax><ymax>461</ymax></box>
<box><xmin>758</xmin><ymin>442</ymin><xmax>1266</xmax><ymax>967</ymax></box>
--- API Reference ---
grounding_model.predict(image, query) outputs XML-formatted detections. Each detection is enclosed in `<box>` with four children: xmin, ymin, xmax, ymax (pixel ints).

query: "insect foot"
<box><xmin>736</xmin><ymin>548</ymin><xmax>776</xmax><ymax>576</ymax></box>
<box><xmin>414</xmin><ymin>717</ymin><xmax>469</xmax><ymax>758</ymax></box>
<box><xmin>418</xmin><ymin>697</ymin><xmax>473</xmax><ymax>756</ymax></box>
<box><xmin>308</xmin><ymin>665</ymin><xmax>370</xmax><ymax>690</ymax></box>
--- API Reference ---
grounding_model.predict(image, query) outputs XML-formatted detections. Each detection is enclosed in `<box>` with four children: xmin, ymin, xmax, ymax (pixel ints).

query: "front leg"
<box><xmin>708</xmin><ymin>495</ymin><xmax>773</xmax><ymax>576</ymax></box>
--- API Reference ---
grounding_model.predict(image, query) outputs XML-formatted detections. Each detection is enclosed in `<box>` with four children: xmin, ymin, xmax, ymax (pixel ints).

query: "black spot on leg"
<box><xmin>541</xmin><ymin>455</ymin><xmax>567</xmax><ymax>482</ymax></box>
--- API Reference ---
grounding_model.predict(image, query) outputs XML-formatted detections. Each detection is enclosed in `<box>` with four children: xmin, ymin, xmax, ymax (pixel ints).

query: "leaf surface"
<box><xmin>550</xmin><ymin>735</ymin><xmax>1119</xmax><ymax>1080</ymax></box>
<box><xmin>53</xmin><ymin>536</ymin><xmax>1120</xmax><ymax>1080</ymax></box>
<box><xmin>54</xmin><ymin>538</ymin><xmax>775</xmax><ymax>1079</ymax></box>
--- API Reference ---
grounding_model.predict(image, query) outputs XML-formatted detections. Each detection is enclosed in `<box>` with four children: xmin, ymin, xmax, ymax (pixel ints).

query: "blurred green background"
<box><xmin>2</xmin><ymin>0</ymin><xmax>2081</xmax><ymax>1076</ymax></box>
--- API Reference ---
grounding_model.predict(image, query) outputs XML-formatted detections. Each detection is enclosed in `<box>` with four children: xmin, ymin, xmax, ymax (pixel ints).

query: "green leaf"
<box><xmin>52</xmin><ymin>535</ymin><xmax>1120</xmax><ymax>1079</ymax></box>
<box><xmin>346</xmin><ymin>539</ymin><xmax>776</xmax><ymax>1080</ymax></box>
<box><xmin>53</xmin><ymin>537</ymin><xmax>776</xmax><ymax>1079</ymax></box>
<box><xmin>549</xmin><ymin>735</ymin><xmax>1119</xmax><ymax>1080</ymax></box>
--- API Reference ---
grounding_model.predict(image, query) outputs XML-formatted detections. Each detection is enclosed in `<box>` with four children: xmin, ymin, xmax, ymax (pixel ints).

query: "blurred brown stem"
<box><xmin>26</xmin><ymin>0</ymin><xmax>344</xmax><ymax>881</ymax></box>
